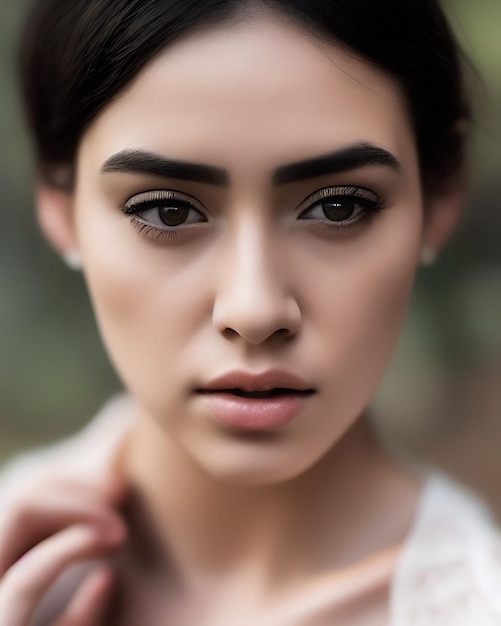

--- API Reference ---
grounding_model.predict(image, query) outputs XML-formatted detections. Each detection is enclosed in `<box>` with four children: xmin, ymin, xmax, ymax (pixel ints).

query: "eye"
<box><xmin>298</xmin><ymin>186</ymin><xmax>382</xmax><ymax>227</ymax></box>
<box><xmin>122</xmin><ymin>190</ymin><xmax>207</xmax><ymax>236</ymax></box>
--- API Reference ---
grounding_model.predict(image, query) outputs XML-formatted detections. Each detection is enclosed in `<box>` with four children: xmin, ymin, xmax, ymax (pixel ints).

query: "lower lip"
<box><xmin>198</xmin><ymin>392</ymin><xmax>311</xmax><ymax>431</ymax></box>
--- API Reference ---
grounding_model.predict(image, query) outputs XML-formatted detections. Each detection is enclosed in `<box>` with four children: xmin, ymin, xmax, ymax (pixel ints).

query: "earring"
<box><xmin>419</xmin><ymin>246</ymin><xmax>437</xmax><ymax>267</ymax></box>
<box><xmin>62</xmin><ymin>250</ymin><xmax>82</xmax><ymax>271</ymax></box>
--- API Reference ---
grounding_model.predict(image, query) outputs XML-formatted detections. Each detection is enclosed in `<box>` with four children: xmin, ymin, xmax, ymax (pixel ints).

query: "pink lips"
<box><xmin>196</xmin><ymin>369</ymin><xmax>315</xmax><ymax>431</ymax></box>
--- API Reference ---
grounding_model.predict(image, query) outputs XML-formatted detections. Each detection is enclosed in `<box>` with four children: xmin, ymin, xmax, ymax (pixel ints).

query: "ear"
<box><xmin>421</xmin><ymin>174</ymin><xmax>467</xmax><ymax>259</ymax></box>
<box><xmin>36</xmin><ymin>183</ymin><xmax>79</xmax><ymax>258</ymax></box>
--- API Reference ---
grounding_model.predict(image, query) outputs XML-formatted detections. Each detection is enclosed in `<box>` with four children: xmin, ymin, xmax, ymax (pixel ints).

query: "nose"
<box><xmin>212</xmin><ymin>226</ymin><xmax>301</xmax><ymax>345</ymax></box>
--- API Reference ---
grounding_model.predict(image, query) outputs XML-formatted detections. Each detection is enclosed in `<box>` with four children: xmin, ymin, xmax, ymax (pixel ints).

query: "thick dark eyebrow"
<box><xmin>272</xmin><ymin>142</ymin><xmax>401</xmax><ymax>186</ymax></box>
<box><xmin>101</xmin><ymin>142</ymin><xmax>400</xmax><ymax>188</ymax></box>
<box><xmin>101</xmin><ymin>149</ymin><xmax>229</xmax><ymax>186</ymax></box>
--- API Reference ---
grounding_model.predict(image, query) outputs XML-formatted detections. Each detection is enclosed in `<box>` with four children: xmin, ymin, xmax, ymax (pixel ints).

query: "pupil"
<box><xmin>323</xmin><ymin>198</ymin><xmax>355</xmax><ymax>221</ymax></box>
<box><xmin>159</xmin><ymin>204</ymin><xmax>190</xmax><ymax>227</ymax></box>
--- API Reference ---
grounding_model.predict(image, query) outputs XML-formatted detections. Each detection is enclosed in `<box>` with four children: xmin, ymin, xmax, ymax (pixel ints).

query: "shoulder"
<box><xmin>391</xmin><ymin>472</ymin><xmax>501</xmax><ymax>625</ymax></box>
<box><xmin>0</xmin><ymin>394</ymin><xmax>133</xmax><ymax>501</ymax></box>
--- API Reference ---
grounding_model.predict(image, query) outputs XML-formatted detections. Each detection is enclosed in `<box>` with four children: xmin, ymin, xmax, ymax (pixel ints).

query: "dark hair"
<box><xmin>19</xmin><ymin>0</ymin><xmax>470</xmax><ymax>194</ymax></box>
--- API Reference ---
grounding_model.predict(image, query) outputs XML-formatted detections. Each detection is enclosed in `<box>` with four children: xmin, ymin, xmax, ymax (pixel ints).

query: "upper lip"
<box><xmin>198</xmin><ymin>369</ymin><xmax>314</xmax><ymax>393</ymax></box>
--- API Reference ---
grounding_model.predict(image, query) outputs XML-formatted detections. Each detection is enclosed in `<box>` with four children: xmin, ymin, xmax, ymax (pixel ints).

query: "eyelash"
<box><xmin>129</xmin><ymin>221</ymin><xmax>180</xmax><ymax>241</ymax></box>
<box><xmin>122</xmin><ymin>190</ymin><xmax>207</xmax><ymax>241</ymax></box>
<box><xmin>121</xmin><ymin>186</ymin><xmax>384</xmax><ymax>241</ymax></box>
<box><xmin>296</xmin><ymin>185</ymin><xmax>384</xmax><ymax>235</ymax></box>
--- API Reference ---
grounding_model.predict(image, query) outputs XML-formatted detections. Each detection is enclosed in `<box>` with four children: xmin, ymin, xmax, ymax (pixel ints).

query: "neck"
<box><xmin>120</xmin><ymin>410</ymin><xmax>420</xmax><ymax>595</ymax></box>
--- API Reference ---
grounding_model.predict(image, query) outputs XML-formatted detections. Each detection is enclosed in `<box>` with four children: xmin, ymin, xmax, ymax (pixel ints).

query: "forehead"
<box><xmin>79</xmin><ymin>17</ymin><xmax>416</xmax><ymax>176</ymax></box>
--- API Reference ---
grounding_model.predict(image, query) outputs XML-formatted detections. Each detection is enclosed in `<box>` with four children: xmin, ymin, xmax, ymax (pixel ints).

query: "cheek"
<box><xmin>281</xmin><ymin>207</ymin><xmax>423</xmax><ymax>471</ymax></box>
<box><xmin>310</xmin><ymin>205</ymin><xmax>423</xmax><ymax>394</ymax></box>
<box><xmin>74</xmin><ymin>205</ymin><xmax>211</xmax><ymax>403</ymax></box>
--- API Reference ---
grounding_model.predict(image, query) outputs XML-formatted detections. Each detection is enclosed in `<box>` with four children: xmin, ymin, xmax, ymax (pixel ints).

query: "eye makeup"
<box><xmin>121</xmin><ymin>189</ymin><xmax>208</xmax><ymax>241</ymax></box>
<box><xmin>296</xmin><ymin>185</ymin><xmax>386</xmax><ymax>236</ymax></box>
<box><xmin>120</xmin><ymin>184</ymin><xmax>386</xmax><ymax>242</ymax></box>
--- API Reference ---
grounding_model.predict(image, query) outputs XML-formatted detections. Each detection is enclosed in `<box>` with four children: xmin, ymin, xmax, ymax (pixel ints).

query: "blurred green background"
<box><xmin>1</xmin><ymin>2</ymin><xmax>500</xmax><ymax>506</ymax></box>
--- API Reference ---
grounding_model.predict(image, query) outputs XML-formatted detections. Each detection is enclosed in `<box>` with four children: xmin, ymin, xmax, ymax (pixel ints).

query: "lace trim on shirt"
<box><xmin>391</xmin><ymin>475</ymin><xmax>501</xmax><ymax>625</ymax></box>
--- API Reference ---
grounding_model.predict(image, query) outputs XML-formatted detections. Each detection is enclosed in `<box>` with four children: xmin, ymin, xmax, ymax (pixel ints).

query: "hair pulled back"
<box><xmin>19</xmin><ymin>0</ymin><xmax>470</xmax><ymax>194</ymax></box>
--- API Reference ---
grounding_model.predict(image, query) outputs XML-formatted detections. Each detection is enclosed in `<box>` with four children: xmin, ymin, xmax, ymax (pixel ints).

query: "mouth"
<box><xmin>199</xmin><ymin>369</ymin><xmax>315</xmax><ymax>395</ymax></box>
<box><xmin>198</xmin><ymin>388</ymin><xmax>314</xmax><ymax>399</ymax></box>
<box><xmin>195</xmin><ymin>370</ymin><xmax>316</xmax><ymax>430</ymax></box>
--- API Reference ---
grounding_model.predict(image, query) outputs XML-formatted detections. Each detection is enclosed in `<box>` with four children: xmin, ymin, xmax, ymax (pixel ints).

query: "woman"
<box><xmin>0</xmin><ymin>0</ymin><xmax>500</xmax><ymax>624</ymax></box>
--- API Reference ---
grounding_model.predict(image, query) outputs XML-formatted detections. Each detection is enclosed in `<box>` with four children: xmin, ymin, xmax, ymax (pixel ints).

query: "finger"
<box><xmin>99</xmin><ymin>475</ymin><xmax>129</xmax><ymax>506</ymax></box>
<box><xmin>52</xmin><ymin>565</ymin><xmax>115</xmax><ymax>626</ymax></box>
<box><xmin>0</xmin><ymin>485</ymin><xmax>127</xmax><ymax>574</ymax></box>
<box><xmin>0</xmin><ymin>523</ymin><xmax>123</xmax><ymax>626</ymax></box>
<box><xmin>101</xmin><ymin>432</ymin><xmax>131</xmax><ymax>507</ymax></box>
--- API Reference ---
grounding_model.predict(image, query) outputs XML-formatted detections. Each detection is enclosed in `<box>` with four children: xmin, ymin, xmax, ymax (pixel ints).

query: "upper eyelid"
<box><xmin>122</xmin><ymin>189</ymin><xmax>206</xmax><ymax>214</ymax></box>
<box><xmin>121</xmin><ymin>186</ymin><xmax>380</xmax><ymax>217</ymax></box>
<box><xmin>296</xmin><ymin>185</ymin><xmax>380</xmax><ymax>212</ymax></box>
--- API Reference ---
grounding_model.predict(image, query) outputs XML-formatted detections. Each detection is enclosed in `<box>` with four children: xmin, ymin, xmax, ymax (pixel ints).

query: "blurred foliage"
<box><xmin>0</xmin><ymin>1</ymin><xmax>500</xmax><ymax>502</ymax></box>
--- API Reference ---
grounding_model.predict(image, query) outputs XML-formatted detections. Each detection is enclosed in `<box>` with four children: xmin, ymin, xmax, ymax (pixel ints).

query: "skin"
<box><xmin>77</xmin><ymin>18</ymin><xmax>423</xmax><ymax>485</ymax></box>
<box><xmin>0</xmin><ymin>477</ymin><xmax>128</xmax><ymax>625</ymax></box>
<box><xmin>2</xmin><ymin>15</ymin><xmax>463</xmax><ymax>626</ymax></box>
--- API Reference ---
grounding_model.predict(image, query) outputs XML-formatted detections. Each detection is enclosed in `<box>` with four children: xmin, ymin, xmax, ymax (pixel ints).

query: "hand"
<box><xmin>0</xmin><ymin>476</ymin><xmax>128</xmax><ymax>625</ymax></box>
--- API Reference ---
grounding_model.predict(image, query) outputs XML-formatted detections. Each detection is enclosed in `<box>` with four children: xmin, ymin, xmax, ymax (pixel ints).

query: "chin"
<box><xmin>201</xmin><ymin>463</ymin><xmax>309</xmax><ymax>488</ymax></box>
<box><xmin>187</xmin><ymin>436</ymin><xmax>329</xmax><ymax>487</ymax></box>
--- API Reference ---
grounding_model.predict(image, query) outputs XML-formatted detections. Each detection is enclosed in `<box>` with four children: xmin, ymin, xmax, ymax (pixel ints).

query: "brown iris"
<box><xmin>322</xmin><ymin>198</ymin><xmax>357</xmax><ymax>221</ymax></box>
<box><xmin>159</xmin><ymin>203</ymin><xmax>190</xmax><ymax>226</ymax></box>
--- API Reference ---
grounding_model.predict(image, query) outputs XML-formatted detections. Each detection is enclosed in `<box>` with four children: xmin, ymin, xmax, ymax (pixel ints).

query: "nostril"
<box><xmin>221</xmin><ymin>326</ymin><xmax>293</xmax><ymax>343</ymax></box>
<box><xmin>212</xmin><ymin>295</ymin><xmax>302</xmax><ymax>344</ymax></box>
<box><xmin>275</xmin><ymin>328</ymin><xmax>292</xmax><ymax>337</ymax></box>
<box><xmin>222</xmin><ymin>327</ymin><xmax>240</xmax><ymax>340</ymax></box>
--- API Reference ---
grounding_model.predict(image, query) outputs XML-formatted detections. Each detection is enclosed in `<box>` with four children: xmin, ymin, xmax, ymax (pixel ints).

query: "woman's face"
<box><xmin>70</xmin><ymin>18</ymin><xmax>425</xmax><ymax>484</ymax></box>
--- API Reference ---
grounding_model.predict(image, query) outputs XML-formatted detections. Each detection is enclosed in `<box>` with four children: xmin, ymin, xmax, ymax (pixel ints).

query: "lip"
<box><xmin>196</xmin><ymin>369</ymin><xmax>315</xmax><ymax>431</ymax></box>
<box><xmin>199</xmin><ymin>369</ymin><xmax>314</xmax><ymax>393</ymax></box>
